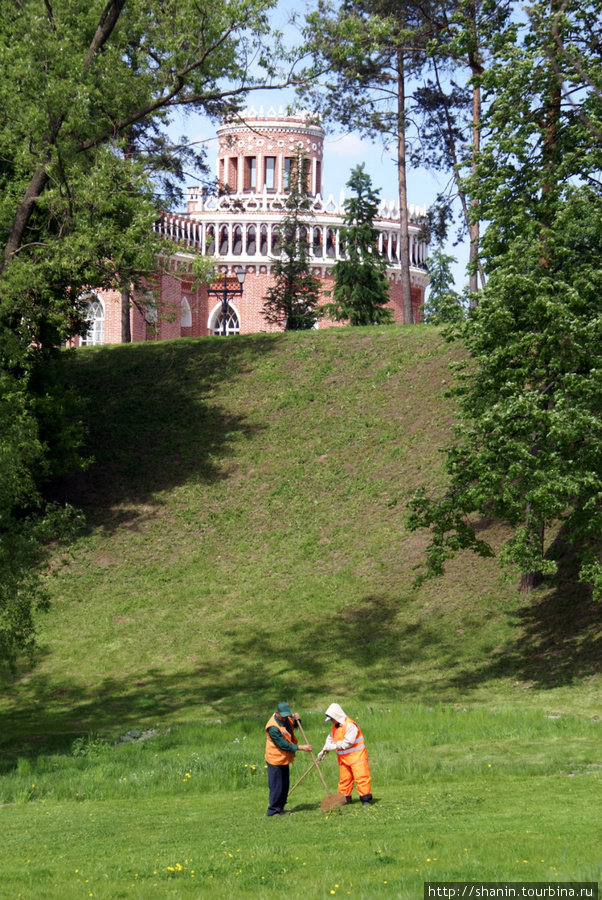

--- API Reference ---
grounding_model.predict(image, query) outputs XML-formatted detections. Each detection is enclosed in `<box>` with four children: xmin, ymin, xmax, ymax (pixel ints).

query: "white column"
<box><xmin>257</xmin><ymin>153</ymin><xmax>263</xmax><ymax>193</ymax></box>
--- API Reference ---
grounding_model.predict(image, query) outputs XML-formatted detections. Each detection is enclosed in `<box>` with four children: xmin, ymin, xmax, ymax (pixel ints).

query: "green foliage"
<box><xmin>322</xmin><ymin>164</ymin><xmax>393</xmax><ymax>326</ymax></box>
<box><xmin>409</xmin><ymin>195</ymin><xmax>602</xmax><ymax>590</ymax></box>
<box><xmin>303</xmin><ymin>0</ymin><xmax>428</xmax><ymax>141</ymax></box>
<box><xmin>0</xmin><ymin>0</ymin><xmax>289</xmax><ymax>664</ymax></box>
<box><xmin>409</xmin><ymin>0</ymin><xmax>602</xmax><ymax>592</ymax></box>
<box><xmin>422</xmin><ymin>245</ymin><xmax>465</xmax><ymax>325</ymax></box>
<box><xmin>262</xmin><ymin>152</ymin><xmax>321</xmax><ymax>330</ymax></box>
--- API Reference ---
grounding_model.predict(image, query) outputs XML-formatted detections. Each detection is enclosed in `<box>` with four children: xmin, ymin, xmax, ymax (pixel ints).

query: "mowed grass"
<box><xmin>1</xmin><ymin>706</ymin><xmax>600</xmax><ymax>899</ymax></box>
<box><xmin>0</xmin><ymin>324</ymin><xmax>600</xmax><ymax>897</ymax></box>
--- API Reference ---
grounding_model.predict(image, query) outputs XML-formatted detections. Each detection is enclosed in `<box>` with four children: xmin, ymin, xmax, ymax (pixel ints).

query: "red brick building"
<box><xmin>77</xmin><ymin>108</ymin><xmax>429</xmax><ymax>345</ymax></box>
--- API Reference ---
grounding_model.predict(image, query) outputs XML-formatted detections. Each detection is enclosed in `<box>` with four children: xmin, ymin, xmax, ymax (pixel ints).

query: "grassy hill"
<box><xmin>1</xmin><ymin>325</ymin><xmax>601</xmax><ymax>747</ymax></box>
<box><xmin>1</xmin><ymin>325</ymin><xmax>600</xmax><ymax>899</ymax></box>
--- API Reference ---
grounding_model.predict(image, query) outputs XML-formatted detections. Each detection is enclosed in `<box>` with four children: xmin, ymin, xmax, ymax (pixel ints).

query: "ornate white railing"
<box><xmin>153</xmin><ymin>190</ymin><xmax>429</xmax><ymax>273</ymax></box>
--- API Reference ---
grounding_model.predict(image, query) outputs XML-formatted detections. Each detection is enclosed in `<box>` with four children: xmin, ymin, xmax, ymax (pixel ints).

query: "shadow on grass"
<box><xmin>2</xmin><ymin>535</ymin><xmax>600</xmax><ymax>762</ymax></box>
<box><xmin>46</xmin><ymin>334</ymin><xmax>281</xmax><ymax>533</ymax></box>
<box><xmin>0</xmin><ymin>592</ymin><xmax>448</xmax><ymax>763</ymax></box>
<box><xmin>448</xmin><ymin>526</ymin><xmax>602</xmax><ymax>692</ymax></box>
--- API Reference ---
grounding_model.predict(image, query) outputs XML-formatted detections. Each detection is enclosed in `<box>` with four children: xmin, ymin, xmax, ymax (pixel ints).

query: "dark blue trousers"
<box><xmin>266</xmin><ymin>763</ymin><xmax>290</xmax><ymax>815</ymax></box>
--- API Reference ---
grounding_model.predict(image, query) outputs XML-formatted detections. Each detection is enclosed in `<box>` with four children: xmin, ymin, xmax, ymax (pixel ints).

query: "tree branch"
<box><xmin>85</xmin><ymin>0</ymin><xmax>127</xmax><ymax>72</ymax></box>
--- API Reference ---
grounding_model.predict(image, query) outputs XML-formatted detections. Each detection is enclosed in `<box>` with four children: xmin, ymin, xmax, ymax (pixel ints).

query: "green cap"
<box><xmin>277</xmin><ymin>702</ymin><xmax>292</xmax><ymax>717</ymax></box>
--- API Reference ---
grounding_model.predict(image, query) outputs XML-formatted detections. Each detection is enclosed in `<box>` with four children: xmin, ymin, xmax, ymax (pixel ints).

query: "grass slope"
<box><xmin>0</xmin><ymin>325</ymin><xmax>600</xmax><ymax>898</ymax></box>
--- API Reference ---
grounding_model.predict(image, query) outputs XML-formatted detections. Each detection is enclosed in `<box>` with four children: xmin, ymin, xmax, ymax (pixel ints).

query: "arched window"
<box><xmin>232</xmin><ymin>225</ymin><xmax>243</xmax><ymax>255</ymax></box>
<box><xmin>206</xmin><ymin>225</ymin><xmax>216</xmax><ymax>255</ymax></box>
<box><xmin>209</xmin><ymin>303</ymin><xmax>240</xmax><ymax>336</ymax></box>
<box><xmin>181</xmin><ymin>296</ymin><xmax>192</xmax><ymax>328</ymax></box>
<box><xmin>81</xmin><ymin>295</ymin><xmax>104</xmax><ymax>345</ymax></box>
<box><xmin>271</xmin><ymin>225</ymin><xmax>280</xmax><ymax>254</ymax></box>
<box><xmin>326</xmin><ymin>229</ymin><xmax>336</xmax><ymax>258</ymax></box>
<box><xmin>260</xmin><ymin>225</ymin><xmax>268</xmax><ymax>256</ymax></box>
<box><xmin>219</xmin><ymin>226</ymin><xmax>229</xmax><ymax>256</ymax></box>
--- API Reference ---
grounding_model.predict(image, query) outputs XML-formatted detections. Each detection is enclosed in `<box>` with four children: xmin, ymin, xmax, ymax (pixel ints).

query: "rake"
<box><xmin>293</xmin><ymin>721</ymin><xmax>347</xmax><ymax>811</ymax></box>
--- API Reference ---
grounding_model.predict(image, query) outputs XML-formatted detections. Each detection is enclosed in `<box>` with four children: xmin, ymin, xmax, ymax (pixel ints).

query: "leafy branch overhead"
<box><xmin>0</xmin><ymin>0</ymin><xmax>308</xmax><ymax>669</ymax></box>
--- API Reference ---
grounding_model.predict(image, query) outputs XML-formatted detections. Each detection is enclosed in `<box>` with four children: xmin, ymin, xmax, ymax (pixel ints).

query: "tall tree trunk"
<box><xmin>520</xmin><ymin>510</ymin><xmax>545</xmax><ymax>592</ymax></box>
<box><xmin>468</xmin><ymin>77</ymin><xmax>481</xmax><ymax>300</ymax></box>
<box><xmin>121</xmin><ymin>285</ymin><xmax>131</xmax><ymax>343</ymax></box>
<box><xmin>467</xmin><ymin>0</ymin><xmax>483</xmax><ymax>303</ymax></box>
<box><xmin>519</xmin><ymin>0</ymin><xmax>562</xmax><ymax>592</ymax></box>
<box><xmin>1</xmin><ymin>167</ymin><xmax>50</xmax><ymax>272</ymax></box>
<box><xmin>397</xmin><ymin>47</ymin><xmax>414</xmax><ymax>325</ymax></box>
<box><xmin>432</xmin><ymin>60</ymin><xmax>486</xmax><ymax>295</ymax></box>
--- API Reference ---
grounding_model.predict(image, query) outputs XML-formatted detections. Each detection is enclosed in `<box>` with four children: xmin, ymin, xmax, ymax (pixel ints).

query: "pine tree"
<box><xmin>304</xmin><ymin>0</ymin><xmax>436</xmax><ymax>324</ymax></box>
<box><xmin>323</xmin><ymin>164</ymin><xmax>393</xmax><ymax>326</ymax></box>
<box><xmin>262</xmin><ymin>152</ymin><xmax>321</xmax><ymax>330</ymax></box>
<box><xmin>422</xmin><ymin>245</ymin><xmax>464</xmax><ymax>325</ymax></box>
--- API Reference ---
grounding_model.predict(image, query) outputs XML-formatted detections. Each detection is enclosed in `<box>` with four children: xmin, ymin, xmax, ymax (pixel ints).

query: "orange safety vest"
<box><xmin>331</xmin><ymin>717</ymin><xmax>368</xmax><ymax>765</ymax></box>
<box><xmin>265</xmin><ymin>714</ymin><xmax>298</xmax><ymax>766</ymax></box>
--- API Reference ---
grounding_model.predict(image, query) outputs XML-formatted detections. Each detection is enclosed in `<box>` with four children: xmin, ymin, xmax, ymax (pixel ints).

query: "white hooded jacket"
<box><xmin>321</xmin><ymin>702</ymin><xmax>359</xmax><ymax>753</ymax></box>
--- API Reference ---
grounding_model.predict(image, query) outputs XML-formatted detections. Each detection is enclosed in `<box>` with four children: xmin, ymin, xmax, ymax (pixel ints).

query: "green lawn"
<box><xmin>1</xmin><ymin>325</ymin><xmax>600</xmax><ymax>897</ymax></box>
<box><xmin>2</xmin><ymin>707</ymin><xmax>600</xmax><ymax>899</ymax></box>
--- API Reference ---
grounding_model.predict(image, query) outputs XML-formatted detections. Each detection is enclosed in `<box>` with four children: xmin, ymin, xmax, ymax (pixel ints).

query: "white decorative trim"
<box><xmin>207</xmin><ymin>300</ymin><xmax>241</xmax><ymax>329</ymax></box>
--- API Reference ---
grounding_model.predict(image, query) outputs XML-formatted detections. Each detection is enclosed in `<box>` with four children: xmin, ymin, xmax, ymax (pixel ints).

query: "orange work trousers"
<box><xmin>337</xmin><ymin>755</ymin><xmax>371</xmax><ymax>796</ymax></box>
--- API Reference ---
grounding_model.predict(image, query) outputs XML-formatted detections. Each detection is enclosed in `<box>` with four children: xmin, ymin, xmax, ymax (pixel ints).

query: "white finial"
<box><xmin>278</xmin><ymin>106</ymin><xmax>284</xmax><ymax>119</ymax></box>
<box><xmin>267</xmin><ymin>106</ymin><xmax>276</xmax><ymax>119</ymax></box>
<box><xmin>259</xmin><ymin>105</ymin><xmax>264</xmax><ymax>119</ymax></box>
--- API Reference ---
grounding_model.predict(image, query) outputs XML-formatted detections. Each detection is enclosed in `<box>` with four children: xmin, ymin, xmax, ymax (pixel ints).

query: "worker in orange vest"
<box><xmin>265</xmin><ymin>702</ymin><xmax>312</xmax><ymax>817</ymax></box>
<box><xmin>317</xmin><ymin>702</ymin><xmax>372</xmax><ymax>805</ymax></box>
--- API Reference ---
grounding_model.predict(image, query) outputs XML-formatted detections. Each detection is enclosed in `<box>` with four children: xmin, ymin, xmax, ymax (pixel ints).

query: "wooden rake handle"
<box><xmin>297</xmin><ymin>719</ymin><xmax>331</xmax><ymax>796</ymax></box>
<box><xmin>288</xmin><ymin>759</ymin><xmax>316</xmax><ymax>796</ymax></box>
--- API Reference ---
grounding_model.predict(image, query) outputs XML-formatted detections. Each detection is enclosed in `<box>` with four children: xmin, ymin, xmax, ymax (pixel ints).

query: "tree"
<box><xmin>322</xmin><ymin>164</ymin><xmax>393</xmax><ymax>326</ymax></box>
<box><xmin>0</xmin><ymin>0</ymin><xmax>296</xmax><ymax>321</ymax></box>
<box><xmin>262</xmin><ymin>152</ymin><xmax>322</xmax><ymax>330</ymax></box>
<box><xmin>304</xmin><ymin>0</ymin><xmax>439</xmax><ymax>324</ymax></box>
<box><xmin>0</xmin><ymin>0</ymin><xmax>300</xmax><ymax>666</ymax></box>
<box><xmin>410</xmin><ymin>0</ymin><xmax>519</xmax><ymax>301</ymax></box>
<box><xmin>525</xmin><ymin>0</ymin><xmax>602</xmax><ymax>149</ymax></box>
<box><xmin>422</xmin><ymin>245</ymin><xmax>464</xmax><ymax>324</ymax></box>
<box><xmin>408</xmin><ymin>0</ymin><xmax>602</xmax><ymax>596</ymax></box>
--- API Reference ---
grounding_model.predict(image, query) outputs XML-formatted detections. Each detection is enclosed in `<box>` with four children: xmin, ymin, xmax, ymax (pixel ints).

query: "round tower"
<box><xmin>215</xmin><ymin>107</ymin><xmax>325</xmax><ymax>198</ymax></box>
